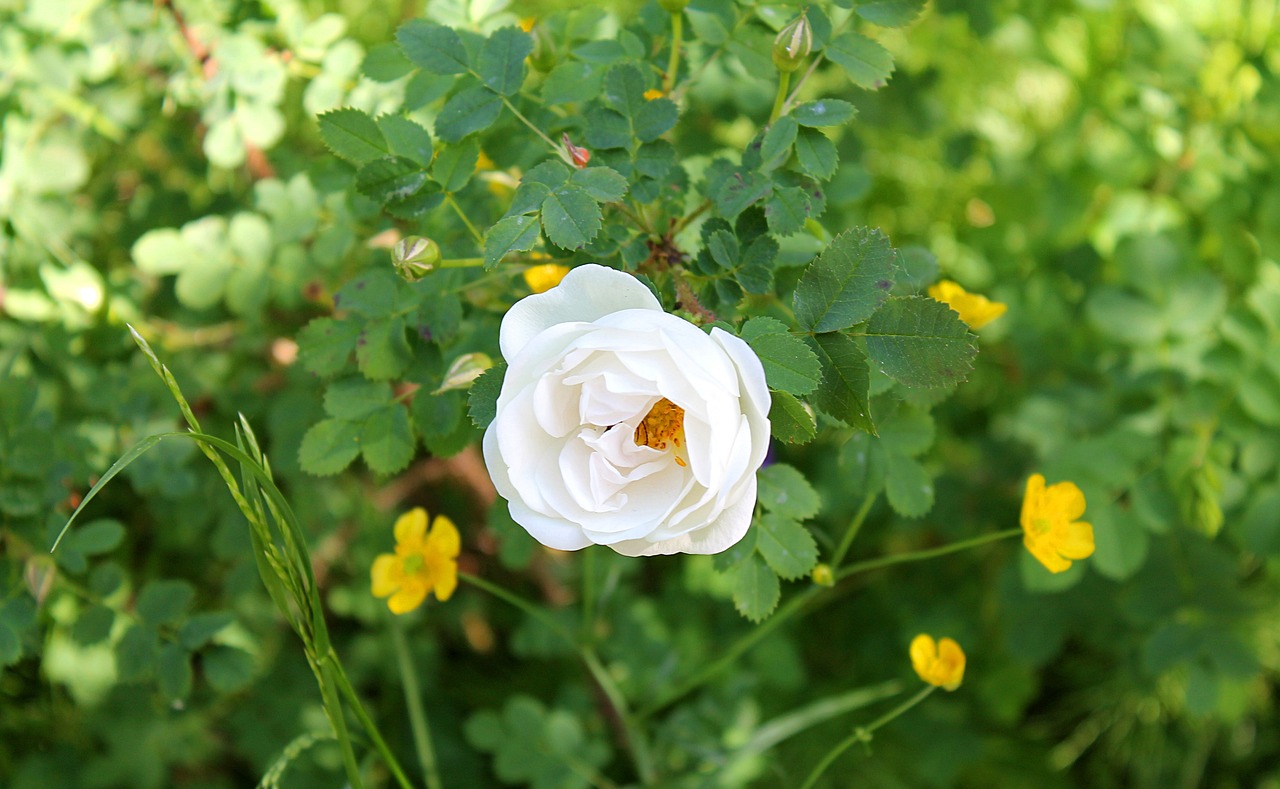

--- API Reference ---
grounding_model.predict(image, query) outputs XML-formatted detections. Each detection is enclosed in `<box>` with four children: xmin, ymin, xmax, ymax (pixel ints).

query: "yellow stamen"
<box><xmin>635</xmin><ymin>398</ymin><xmax>685</xmax><ymax>450</ymax></box>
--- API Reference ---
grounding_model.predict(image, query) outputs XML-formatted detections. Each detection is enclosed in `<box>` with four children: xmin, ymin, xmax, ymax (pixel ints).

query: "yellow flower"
<box><xmin>910</xmin><ymin>634</ymin><xmax>965</xmax><ymax>690</ymax></box>
<box><xmin>523</xmin><ymin>263</ymin><xmax>571</xmax><ymax>294</ymax></box>
<box><xmin>519</xmin><ymin>17</ymin><xmax>536</xmax><ymax>32</ymax></box>
<box><xmin>476</xmin><ymin>151</ymin><xmax>496</xmax><ymax>170</ymax></box>
<box><xmin>643</xmin><ymin>88</ymin><xmax>665</xmax><ymax>101</ymax></box>
<box><xmin>371</xmin><ymin>508</ymin><xmax>459</xmax><ymax>614</ymax></box>
<box><xmin>927</xmin><ymin>280</ymin><xmax>1007</xmax><ymax>329</ymax></box>
<box><xmin>1020</xmin><ymin>474</ymin><xmax>1094</xmax><ymax>574</ymax></box>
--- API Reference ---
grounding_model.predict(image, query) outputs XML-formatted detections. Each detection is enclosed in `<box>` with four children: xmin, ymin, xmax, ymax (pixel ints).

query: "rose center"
<box><xmin>634</xmin><ymin>398</ymin><xmax>685</xmax><ymax>451</ymax></box>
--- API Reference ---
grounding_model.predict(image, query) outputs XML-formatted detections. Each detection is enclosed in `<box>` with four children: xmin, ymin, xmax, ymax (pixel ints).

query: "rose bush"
<box><xmin>483</xmin><ymin>264</ymin><xmax>771</xmax><ymax>556</ymax></box>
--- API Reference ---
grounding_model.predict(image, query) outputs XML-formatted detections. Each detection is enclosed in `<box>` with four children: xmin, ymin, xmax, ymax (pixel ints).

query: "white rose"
<box><xmin>482</xmin><ymin>264</ymin><xmax>772</xmax><ymax>556</ymax></box>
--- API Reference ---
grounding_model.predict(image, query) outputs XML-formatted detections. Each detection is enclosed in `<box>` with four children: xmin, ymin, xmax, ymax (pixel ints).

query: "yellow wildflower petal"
<box><xmin>1024</xmin><ymin>534</ymin><xmax>1072</xmax><ymax>573</ymax></box>
<box><xmin>910</xmin><ymin>634</ymin><xmax>937</xmax><ymax>678</ymax></box>
<box><xmin>1020</xmin><ymin>474</ymin><xmax>1045</xmax><ymax>532</ymax></box>
<box><xmin>519</xmin><ymin>17</ymin><xmax>535</xmax><ymax>32</ymax></box>
<box><xmin>928</xmin><ymin>279</ymin><xmax>1006</xmax><ymax>330</ymax></box>
<box><xmin>433</xmin><ymin>559</ymin><xmax>458</xmax><ymax>601</ymax></box>
<box><xmin>370</xmin><ymin>554</ymin><xmax>402</xmax><ymax>597</ymax></box>
<box><xmin>1043</xmin><ymin>479</ymin><xmax>1087</xmax><ymax>522</ymax></box>
<box><xmin>394</xmin><ymin>507</ymin><xmax>428</xmax><ymax>548</ymax></box>
<box><xmin>427</xmin><ymin>514</ymin><xmax>461</xmax><ymax>558</ymax></box>
<box><xmin>935</xmin><ymin>637</ymin><xmax>966</xmax><ymax>690</ymax></box>
<box><xmin>388</xmin><ymin>580</ymin><xmax>428</xmax><ymax>614</ymax></box>
<box><xmin>643</xmin><ymin>88</ymin><xmax>665</xmax><ymax>100</ymax></box>
<box><xmin>1057</xmin><ymin>521</ymin><xmax>1095</xmax><ymax>560</ymax></box>
<box><xmin>524</xmin><ymin>263</ymin><xmax>571</xmax><ymax>294</ymax></box>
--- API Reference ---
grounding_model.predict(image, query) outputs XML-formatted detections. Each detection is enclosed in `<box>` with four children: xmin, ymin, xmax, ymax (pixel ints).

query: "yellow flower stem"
<box><xmin>637</xmin><ymin>528</ymin><xmax>1022</xmax><ymax>720</ymax></box>
<box><xmin>330</xmin><ymin>657</ymin><xmax>416</xmax><ymax>789</ymax></box>
<box><xmin>797</xmin><ymin>685</ymin><xmax>936</xmax><ymax>789</ymax></box>
<box><xmin>828</xmin><ymin>492</ymin><xmax>877</xmax><ymax>569</ymax></box>
<box><xmin>445</xmin><ymin>194</ymin><xmax>484</xmax><ymax>246</ymax></box>
<box><xmin>664</xmin><ymin>11</ymin><xmax>683</xmax><ymax>94</ymax></box>
<box><xmin>391</xmin><ymin>619</ymin><xmax>444</xmax><ymax>789</ymax></box>
<box><xmin>769</xmin><ymin>69</ymin><xmax>791</xmax><ymax>124</ymax></box>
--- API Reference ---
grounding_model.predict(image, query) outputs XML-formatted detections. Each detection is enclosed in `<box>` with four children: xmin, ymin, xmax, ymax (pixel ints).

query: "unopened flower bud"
<box><xmin>562</xmin><ymin>133</ymin><xmax>591</xmax><ymax>168</ymax></box>
<box><xmin>772</xmin><ymin>14</ymin><xmax>813</xmax><ymax>73</ymax></box>
<box><xmin>811</xmin><ymin>563</ymin><xmax>834</xmax><ymax>587</ymax></box>
<box><xmin>434</xmin><ymin>352</ymin><xmax>494</xmax><ymax>393</ymax></box>
<box><xmin>392</xmin><ymin>236</ymin><xmax>440</xmax><ymax>281</ymax></box>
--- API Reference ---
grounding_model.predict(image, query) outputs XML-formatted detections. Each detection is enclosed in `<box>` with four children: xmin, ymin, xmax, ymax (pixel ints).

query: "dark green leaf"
<box><xmin>757</xmin><ymin>463</ymin><xmax>821</xmax><ymax>519</ymax></box>
<box><xmin>469</xmin><ymin>363</ymin><xmax>507</xmax><ymax>428</ymax></box>
<box><xmin>299</xmin><ymin>418</ymin><xmax>362</xmax><ymax>476</ymax></box>
<box><xmin>324</xmin><ymin>377</ymin><xmax>393</xmax><ymax>420</ymax></box>
<box><xmin>876</xmin><ymin>404</ymin><xmax>934</xmax><ymax>457</ymax></box>
<box><xmin>397</xmin><ymin>20</ymin><xmax>469</xmax><ymax>74</ymax></box>
<box><xmin>361</xmin><ymin>405</ymin><xmax>416</xmax><ymax>475</ymax></box>
<box><xmin>792</xmin><ymin>99</ymin><xmax>857</xmax><ymax>127</ymax></box>
<box><xmin>756</xmin><ymin>512</ymin><xmax>819</xmax><ymax>580</ymax></box>
<box><xmin>477</xmin><ymin>27</ymin><xmax>532</xmax><ymax>96</ymax></box>
<box><xmin>795</xmin><ymin>128</ymin><xmax>838</xmax><ymax>179</ymax></box>
<box><xmin>485</xmin><ymin>214</ymin><xmax>542</xmax><ymax>269</ymax></box>
<box><xmin>541</xmin><ymin>187</ymin><xmax>602</xmax><ymax>249</ymax></box>
<box><xmin>317</xmin><ymin>108</ymin><xmax>389</xmax><ymax>164</ymax></box>
<box><xmin>179</xmin><ymin>612</ymin><xmax>235</xmax><ymax>650</ymax></box>
<box><xmin>856</xmin><ymin>0</ymin><xmax>927</xmax><ymax>27</ymax></box>
<box><xmin>363</xmin><ymin>42</ymin><xmax>414</xmax><ymax>82</ymax></box>
<box><xmin>864</xmin><ymin>296</ymin><xmax>977</xmax><ymax>388</ymax></box>
<box><xmin>765</xmin><ymin>185</ymin><xmax>811</xmax><ymax>236</ymax></box>
<box><xmin>116</xmin><ymin>625</ymin><xmax>158</xmax><ymax>681</ymax></box>
<box><xmin>203</xmin><ymin>645</ymin><xmax>256</xmax><ymax>693</ymax></box>
<box><xmin>297</xmin><ymin>318</ymin><xmax>360</xmax><ymax>377</ymax></box>
<box><xmin>884</xmin><ymin>452</ymin><xmax>933</xmax><ymax>517</ymax></box>
<box><xmin>0</xmin><ymin>623</ymin><xmax>19</xmax><ymax>667</ymax></box>
<box><xmin>809</xmin><ymin>332</ymin><xmax>875</xmax><ymax>433</ymax></box>
<box><xmin>710</xmin><ymin>165</ymin><xmax>772</xmax><ymax>220</ymax></box>
<box><xmin>357</xmin><ymin>316</ymin><xmax>413</xmax><ymax>380</ymax></box>
<box><xmin>825</xmin><ymin>32</ymin><xmax>895</xmax><ymax>89</ymax></box>
<box><xmin>603</xmin><ymin>62</ymin><xmax>646</xmax><ymax>116</ymax></box>
<box><xmin>377</xmin><ymin>115</ymin><xmax>433</xmax><ymax>166</ymax></box>
<box><xmin>794</xmin><ymin>227</ymin><xmax>898</xmax><ymax>333</ymax></box>
<box><xmin>740</xmin><ymin>317</ymin><xmax>821</xmax><ymax>396</ymax></box>
<box><xmin>734</xmin><ymin>555</ymin><xmax>780</xmax><ymax>622</ymax></box>
<box><xmin>1091</xmin><ymin>503</ymin><xmax>1148</xmax><ymax>580</ymax></box>
<box><xmin>136</xmin><ymin>580</ymin><xmax>195</xmax><ymax>627</ymax></box>
<box><xmin>432</xmin><ymin>137</ymin><xmax>480</xmax><ymax>192</ymax></box>
<box><xmin>760</xmin><ymin>116</ymin><xmax>798</xmax><ymax>171</ymax></box>
<box><xmin>71</xmin><ymin>605</ymin><xmax>114</xmax><ymax>645</ymax></box>
<box><xmin>158</xmin><ymin>643</ymin><xmax>193</xmax><ymax>701</ymax></box>
<box><xmin>584</xmin><ymin>106</ymin><xmax>631</xmax><ymax>149</ymax></box>
<box><xmin>436</xmin><ymin>85</ymin><xmax>503</xmax><ymax>142</ymax></box>
<box><xmin>356</xmin><ymin>156</ymin><xmax>428</xmax><ymax>202</ymax></box>
<box><xmin>66</xmin><ymin>518</ymin><xmax>125</xmax><ymax>555</ymax></box>
<box><xmin>570</xmin><ymin>167</ymin><xmax>628</xmax><ymax>203</ymax></box>
<box><xmin>635</xmin><ymin>98</ymin><xmax>678</xmax><ymax>142</ymax></box>
<box><xmin>769</xmin><ymin>391</ymin><xmax>817</xmax><ymax>444</ymax></box>
<box><xmin>542</xmin><ymin>61</ymin><xmax>601</xmax><ymax>105</ymax></box>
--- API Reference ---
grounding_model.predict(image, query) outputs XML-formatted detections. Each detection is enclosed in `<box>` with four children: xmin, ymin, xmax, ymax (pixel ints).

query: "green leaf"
<box><xmin>203</xmin><ymin>645</ymin><xmax>257</xmax><ymax>693</ymax></box>
<box><xmin>757</xmin><ymin>463</ymin><xmax>821</xmax><ymax>519</ymax></box>
<box><xmin>634</xmin><ymin>97</ymin><xmax>679</xmax><ymax>142</ymax></box>
<box><xmin>795</xmin><ymin>128</ymin><xmax>838</xmax><ymax>179</ymax></box>
<box><xmin>436</xmin><ymin>85</ymin><xmax>503</xmax><ymax>143</ymax></box>
<box><xmin>324</xmin><ymin>378</ymin><xmax>392</xmax><ymax>420</ymax></box>
<box><xmin>543</xmin><ymin>61</ymin><xmax>601</xmax><ymax>105</ymax></box>
<box><xmin>765</xmin><ymin>186</ymin><xmax>811</xmax><ymax>236</ymax></box>
<box><xmin>856</xmin><ymin>0</ymin><xmax>927</xmax><ymax>27</ymax></box>
<box><xmin>769</xmin><ymin>391</ymin><xmax>817</xmax><ymax>444</ymax></box>
<box><xmin>158</xmin><ymin>643</ymin><xmax>193</xmax><ymax>701</ymax></box>
<box><xmin>179</xmin><ymin>612</ymin><xmax>235</xmax><ymax>650</ymax></box>
<box><xmin>794</xmin><ymin>227</ymin><xmax>898</xmax><ymax>333</ymax></box>
<box><xmin>570</xmin><ymin>166</ymin><xmax>628</xmax><ymax>203</ymax></box>
<box><xmin>116</xmin><ymin>625</ymin><xmax>158</xmax><ymax>681</ymax></box>
<box><xmin>297</xmin><ymin>318</ymin><xmax>360</xmax><ymax>377</ymax></box>
<box><xmin>357</xmin><ymin>316</ymin><xmax>413</xmax><ymax>380</ymax></box>
<box><xmin>809</xmin><ymin>332</ymin><xmax>875</xmax><ymax>433</ymax></box>
<box><xmin>397</xmin><ymin>20</ymin><xmax>469</xmax><ymax>75</ymax></box>
<box><xmin>603</xmin><ymin>62</ymin><xmax>646</xmax><ymax>115</ymax></box>
<box><xmin>738</xmin><ymin>235</ymin><xmax>778</xmax><ymax>294</ymax></box>
<box><xmin>825</xmin><ymin>32</ymin><xmax>895</xmax><ymax>89</ymax></box>
<box><xmin>884</xmin><ymin>452</ymin><xmax>933</xmax><ymax>517</ymax></box>
<box><xmin>65</xmin><ymin>518</ymin><xmax>125</xmax><ymax>554</ymax></box>
<box><xmin>541</xmin><ymin>186</ymin><xmax>602</xmax><ymax>249</ymax></box>
<box><xmin>361</xmin><ymin>405</ymin><xmax>416</xmax><ymax>475</ymax></box>
<box><xmin>1241</xmin><ymin>486</ymin><xmax>1280</xmax><ymax>555</ymax></box>
<box><xmin>791</xmin><ymin>99</ymin><xmax>857</xmax><ymax>127</ymax></box>
<box><xmin>584</xmin><ymin>106</ymin><xmax>631</xmax><ymax>149</ymax></box>
<box><xmin>363</xmin><ymin>42</ymin><xmax>414</xmax><ymax>82</ymax></box>
<box><xmin>485</xmin><ymin>214</ymin><xmax>542</xmax><ymax>269</ymax></box>
<box><xmin>71</xmin><ymin>604</ymin><xmax>114</xmax><ymax>645</ymax></box>
<box><xmin>760</xmin><ymin>116</ymin><xmax>798</xmax><ymax>171</ymax></box>
<box><xmin>710</xmin><ymin>165</ymin><xmax>773</xmax><ymax>220</ymax></box>
<box><xmin>299</xmin><ymin>418</ymin><xmax>362</xmax><ymax>476</ymax></box>
<box><xmin>876</xmin><ymin>404</ymin><xmax>934</xmax><ymax>457</ymax></box>
<box><xmin>469</xmin><ymin>363</ymin><xmax>507</xmax><ymax>428</ymax></box>
<box><xmin>756</xmin><ymin>512</ymin><xmax>819</xmax><ymax>580</ymax></box>
<box><xmin>740</xmin><ymin>317</ymin><xmax>821</xmax><ymax>396</ymax></box>
<box><xmin>477</xmin><ymin>27</ymin><xmax>532</xmax><ymax>96</ymax></box>
<box><xmin>377</xmin><ymin>114</ymin><xmax>433</xmax><ymax>166</ymax></box>
<box><xmin>0</xmin><ymin>623</ymin><xmax>19</xmax><ymax>667</ymax></box>
<box><xmin>317</xmin><ymin>108</ymin><xmax>389</xmax><ymax>164</ymax></box>
<box><xmin>136</xmin><ymin>580</ymin><xmax>195</xmax><ymax>627</ymax></box>
<box><xmin>1091</xmin><ymin>503</ymin><xmax>1148</xmax><ymax>580</ymax></box>
<box><xmin>132</xmin><ymin>228</ymin><xmax>190</xmax><ymax>275</ymax></box>
<box><xmin>356</xmin><ymin>156</ymin><xmax>428</xmax><ymax>202</ymax></box>
<box><xmin>864</xmin><ymin>296</ymin><xmax>977</xmax><ymax>388</ymax></box>
<box><xmin>432</xmin><ymin>137</ymin><xmax>479</xmax><ymax>192</ymax></box>
<box><xmin>734</xmin><ymin>555</ymin><xmax>780</xmax><ymax>622</ymax></box>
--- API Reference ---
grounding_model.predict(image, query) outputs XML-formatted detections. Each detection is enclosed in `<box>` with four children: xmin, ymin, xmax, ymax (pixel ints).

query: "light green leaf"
<box><xmin>740</xmin><ymin>317</ymin><xmax>821</xmax><ymax>396</ymax></box>
<box><xmin>876</xmin><ymin>404</ymin><xmax>934</xmax><ymax>457</ymax></box>
<box><xmin>792</xmin><ymin>99</ymin><xmax>857</xmax><ymax>127</ymax></box>
<box><xmin>132</xmin><ymin>228</ymin><xmax>190</xmax><ymax>275</ymax></box>
<box><xmin>542</xmin><ymin>61</ymin><xmax>601</xmax><ymax>105</ymax></box>
<box><xmin>324</xmin><ymin>378</ymin><xmax>393</xmax><ymax>420</ymax></box>
<box><xmin>203</xmin><ymin>645</ymin><xmax>257</xmax><ymax>694</ymax></box>
<box><xmin>361</xmin><ymin>405</ymin><xmax>416</xmax><ymax>475</ymax></box>
<box><xmin>1091</xmin><ymin>503</ymin><xmax>1148</xmax><ymax>580</ymax></box>
<box><xmin>570</xmin><ymin>166</ymin><xmax>628</xmax><ymax>203</ymax></box>
<box><xmin>825</xmin><ymin>32</ymin><xmax>895</xmax><ymax>89</ymax></box>
<box><xmin>377</xmin><ymin>114</ymin><xmax>433</xmax><ymax>166</ymax></box>
<box><xmin>884</xmin><ymin>452</ymin><xmax>933</xmax><ymax>517</ymax></box>
<box><xmin>436</xmin><ymin>85</ymin><xmax>503</xmax><ymax>142</ymax></box>
<box><xmin>299</xmin><ymin>418</ymin><xmax>362</xmax><ymax>476</ymax></box>
<box><xmin>794</xmin><ymin>227</ymin><xmax>897</xmax><ymax>333</ymax></box>
<box><xmin>733</xmin><ymin>555</ymin><xmax>780</xmax><ymax>622</ymax></box>
<box><xmin>317</xmin><ymin>108</ymin><xmax>389</xmax><ymax>164</ymax></box>
<box><xmin>756</xmin><ymin>512</ymin><xmax>819</xmax><ymax>580</ymax></box>
<box><xmin>397</xmin><ymin>20</ymin><xmax>469</xmax><ymax>74</ymax></box>
<box><xmin>760</xmin><ymin>116</ymin><xmax>798</xmax><ymax>171</ymax></box>
<box><xmin>757</xmin><ymin>463</ymin><xmax>821</xmax><ymax>519</ymax></box>
<box><xmin>179</xmin><ymin>612</ymin><xmax>235</xmax><ymax>650</ymax></box>
<box><xmin>765</xmin><ymin>186</ymin><xmax>811</xmax><ymax>236</ymax></box>
<box><xmin>485</xmin><ymin>214</ymin><xmax>542</xmax><ymax>269</ymax></box>
<box><xmin>477</xmin><ymin>27</ymin><xmax>532</xmax><ymax>96</ymax></box>
<box><xmin>768</xmin><ymin>391</ymin><xmax>817</xmax><ymax>444</ymax></box>
<box><xmin>65</xmin><ymin>519</ymin><xmax>125</xmax><ymax>555</ymax></box>
<box><xmin>71</xmin><ymin>605</ymin><xmax>114</xmax><ymax>645</ymax></box>
<box><xmin>297</xmin><ymin>317</ymin><xmax>360</xmax><ymax>376</ymax></box>
<box><xmin>541</xmin><ymin>186</ymin><xmax>602</xmax><ymax>249</ymax></box>
<box><xmin>635</xmin><ymin>97</ymin><xmax>679</xmax><ymax>142</ymax></box>
<box><xmin>136</xmin><ymin>580</ymin><xmax>195</xmax><ymax>627</ymax></box>
<box><xmin>864</xmin><ymin>296</ymin><xmax>977</xmax><ymax>388</ymax></box>
<box><xmin>357</xmin><ymin>316</ymin><xmax>413</xmax><ymax>380</ymax></box>
<box><xmin>856</xmin><ymin>0</ymin><xmax>927</xmax><ymax>27</ymax></box>
<box><xmin>432</xmin><ymin>137</ymin><xmax>479</xmax><ymax>192</ymax></box>
<box><xmin>809</xmin><ymin>332</ymin><xmax>874</xmax><ymax>433</ymax></box>
<box><xmin>363</xmin><ymin>42</ymin><xmax>414</xmax><ymax>82</ymax></box>
<box><xmin>795</xmin><ymin>128</ymin><xmax>838</xmax><ymax>179</ymax></box>
<box><xmin>356</xmin><ymin>156</ymin><xmax>428</xmax><ymax>202</ymax></box>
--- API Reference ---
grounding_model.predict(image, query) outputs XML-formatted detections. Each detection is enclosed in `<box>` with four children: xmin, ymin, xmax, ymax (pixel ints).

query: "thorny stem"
<box><xmin>798</xmin><ymin>686</ymin><xmax>937</xmax><ymax>789</ymax></box>
<box><xmin>392</xmin><ymin>620</ymin><xmax>444</xmax><ymax>789</ymax></box>
<box><xmin>664</xmin><ymin>11</ymin><xmax>683</xmax><ymax>94</ymax></box>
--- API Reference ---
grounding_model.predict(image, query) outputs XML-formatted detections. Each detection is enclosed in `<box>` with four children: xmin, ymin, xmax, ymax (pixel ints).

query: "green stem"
<box><xmin>828</xmin><ymin>492</ymin><xmax>876</xmax><ymax>569</ymax></box>
<box><xmin>664</xmin><ymin>11</ymin><xmax>683</xmax><ymax>94</ymax></box>
<box><xmin>459</xmin><ymin>572</ymin><xmax>577</xmax><ymax>643</ymax></box>
<box><xmin>499</xmin><ymin>96</ymin><xmax>571</xmax><ymax>164</ymax></box>
<box><xmin>769</xmin><ymin>70</ymin><xmax>791</xmax><ymax>124</ymax></box>
<box><xmin>583</xmin><ymin>648</ymin><xmax>658</xmax><ymax>786</ymax></box>
<box><xmin>798</xmin><ymin>686</ymin><xmax>936</xmax><ymax>789</ymax></box>
<box><xmin>330</xmin><ymin>657</ymin><xmax>416</xmax><ymax>789</ymax></box>
<box><xmin>391</xmin><ymin>620</ymin><xmax>443</xmax><ymax>789</ymax></box>
<box><xmin>835</xmin><ymin>528</ymin><xmax>1022</xmax><ymax>583</ymax></box>
<box><xmin>582</xmin><ymin>548</ymin><xmax>597</xmax><ymax>643</ymax></box>
<box><xmin>445</xmin><ymin>195</ymin><xmax>484</xmax><ymax>245</ymax></box>
<box><xmin>317</xmin><ymin>659</ymin><xmax>366</xmax><ymax>789</ymax></box>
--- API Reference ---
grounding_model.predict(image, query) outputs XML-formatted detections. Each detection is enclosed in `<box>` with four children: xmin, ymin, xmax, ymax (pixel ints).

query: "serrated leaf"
<box><xmin>485</xmin><ymin>214</ymin><xmax>541</xmax><ymax>269</ymax></box>
<box><xmin>603</xmin><ymin>62</ymin><xmax>646</xmax><ymax>115</ymax></box>
<box><xmin>203</xmin><ymin>645</ymin><xmax>257</xmax><ymax>693</ymax></box>
<box><xmin>734</xmin><ymin>555</ymin><xmax>780</xmax><ymax>622</ymax></box>
<box><xmin>377</xmin><ymin>114</ymin><xmax>433</xmax><ymax>166</ymax></box>
<box><xmin>436</xmin><ymin>84</ymin><xmax>503</xmax><ymax>143</ymax></box>
<box><xmin>363</xmin><ymin>42</ymin><xmax>414</xmax><ymax>82</ymax></box>
<box><xmin>884</xmin><ymin>452</ymin><xmax>933</xmax><ymax>517</ymax></box>
<box><xmin>740</xmin><ymin>317</ymin><xmax>821</xmax><ymax>396</ymax></box>
<box><xmin>397</xmin><ymin>20</ymin><xmax>469</xmax><ymax>75</ymax></box>
<box><xmin>760</xmin><ymin>116</ymin><xmax>798</xmax><ymax>171</ymax></box>
<box><xmin>469</xmin><ymin>363</ymin><xmax>507</xmax><ymax>428</ymax></box>
<box><xmin>635</xmin><ymin>98</ymin><xmax>678</xmax><ymax>142</ymax></box>
<box><xmin>794</xmin><ymin>227</ymin><xmax>898</xmax><ymax>333</ymax></box>
<box><xmin>318</xmin><ymin>108</ymin><xmax>389</xmax><ymax>164</ymax></box>
<box><xmin>826</xmin><ymin>32</ymin><xmax>895</xmax><ymax>90</ymax></box>
<box><xmin>542</xmin><ymin>61</ymin><xmax>601</xmax><ymax>105</ymax></box>
<box><xmin>584</xmin><ymin>106</ymin><xmax>631</xmax><ymax>149</ymax></box>
<box><xmin>711</xmin><ymin>166</ymin><xmax>773</xmax><ymax>221</ymax></box>
<box><xmin>477</xmin><ymin>27</ymin><xmax>532</xmax><ymax>96</ymax></box>
<box><xmin>361</xmin><ymin>405</ymin><xmax>415</xmax><ymax>474</ymax></box>
<box><xmin>757</xmin><ymin>463</ymin><xmax>822</xmax><ymax>519</ymax></box>
<box><xmin>707</xmin><ymin>229</ymin><xmax>738</xmax><ymax>269</ymax></box>
<box><xmin>765</xmin><ymin>185</ymin><xmax>811</xmax><ymax>236</ymax></box>
<box><xmin>324</xmin><ymin>378</ymin><xmax>393</xmax><ymax>420</ymax></box>
<box><xmin>432</xmin><ymin>137</ymin><xmax>479</xmax><ymax>192</ymax></box>
<box><xmin>570</xmin><ymin>167</ymin><xmax>628</xmax><ymax>203</ymax></box>
<box><xmin>356</xmin><ymin>156</ymin><xmax>428</xmax><ymax>202</ymax></box>
<box><xmin>795</xmin><ymin>128</ymin><xmax>838</xmax><ymax>179</ymax></box>
<box><xmin>357</xmin><ymin>316</ymin><xmax>412</xmax><ymax>380</ymax></box>
<box><xmin>791</xmin><ymin>99</ymin><xmax>857</xmax><ymax>127</ymax></box>
<box><xmin>299</xmin><ymin>418</ymin><xmax>362</xmax><ymax>476</ymax></box>
<box><xmin>864</xmin><ymin>296</ymin><xmax>977</xmax><ymax>388</ymax></box>
<box><xmin>158</xmin><ymin>643</ymin><xmax>193</xmax><ymax>701</ymax></box>
<box><xmin>857</xmin><ymin>0</ymin><xmax>927</xmax><ymax>27</ymax></box>
<box><xmin>541</xmin><ymin>187</ymin><xmax>602</xmax><ymax>249</ymax></box>
<box><xmin>809</xmin><ymin>332</ymin><xmax>875</xmax><ymax>433</ymax></box>
<box><xmin>769</xmin><ymin>391</ymin><xmax>817</xmax><ymax>444</ymax></box>
<box><xmin>297</xmin><ymin>317</ymin><xmax>360</xmax><ymax>377</ymax></box>
<box><xmin>136</xmin><ymin>580</ymin><xmax>195</xmax><ymax>627</ymax></box>
<box><xmin>757</xmin><ymin>512</ymin><xmax>819</xmax><ymax>580</ymax></box>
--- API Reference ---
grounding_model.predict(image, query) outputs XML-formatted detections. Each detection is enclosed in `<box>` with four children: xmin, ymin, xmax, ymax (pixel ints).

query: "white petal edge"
<box><xmin>609</xmin><ymin>477</ymin><xmax>758</xmax><ymax>556</ymax></box>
